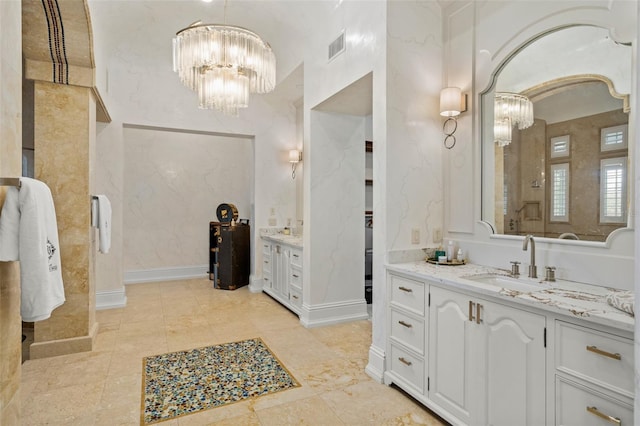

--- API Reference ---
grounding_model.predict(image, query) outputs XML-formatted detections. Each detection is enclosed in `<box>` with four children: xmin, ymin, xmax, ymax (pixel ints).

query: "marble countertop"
<box><xmin>386</xmin><ymin>261</ymin><xmax>634</xmax><ymax>333</ymax></box>
<box><xmin>260</xmin><ymin>232</ymin><xmax>303</xmax><ymax>248</ymax></box>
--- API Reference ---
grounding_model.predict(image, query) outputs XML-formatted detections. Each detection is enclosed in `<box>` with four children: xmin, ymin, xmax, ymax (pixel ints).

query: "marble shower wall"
<box><xmin>0</xmin><ymin>0</ymin><xmax>22</xmax><ymax>422</ymax></box>
<box><xmin>123</xmin><ymin>127</ymin><xmax>253</xmax><ymax>272</ymax></box>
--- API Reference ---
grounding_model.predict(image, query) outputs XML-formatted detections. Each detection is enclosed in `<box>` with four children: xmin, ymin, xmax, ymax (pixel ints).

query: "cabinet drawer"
<box><xmin>556</xmin><ymin>321</ymin><xmax>633</xmax><ymax>397</ymax></box>
<box><xmin>289</xmin><ymin>287</ymin><xmax>302</xmax><ymax>309</ymax></box>
<box><xmin>390</xmin><ymin>308</ymin><xmax>425</xmax><ymax>354</ymax></box>
<box><xmin>389</xmin><ymin>344</ymin><xmax>424</xmax><ymax>393</ymax></box>
<box><xmin>389</xmin><ymin>274</ymin><xmax>425</xmax><ymax>316</ymax></box>
<box><xmin>290</xmin><ymin>249</ymin><xmax>302</xmax><ymax>268</ymax></box>
<box><xmin>556</xmin><ymin>376</ymin><xmax>633</xmax><ymax>426</ymax></box>
<box><xmin>262</xmin><ymin>242</ymin><xmax>271</xmax><ymax>256</ymax></box>
<box><xmin>263</xmin><ymin>257</ymin><xmax>271</xmax><ymax>274</ymax></box>
<box><xmin>290</xmin><ymin>266</ymin><xmax>302</xmax><ymax>290</ymax></box>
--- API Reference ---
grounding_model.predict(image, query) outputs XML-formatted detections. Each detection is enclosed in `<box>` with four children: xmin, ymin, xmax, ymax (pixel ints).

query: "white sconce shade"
<box><xmin>440</xmin><ymin>87</ymin><xmax>462</xmax><ymax>117</ymax></box>
<box><xmin>289</xmin><ymin>149</ymin><xmax>301</xmax><ymax>163</ymax></box>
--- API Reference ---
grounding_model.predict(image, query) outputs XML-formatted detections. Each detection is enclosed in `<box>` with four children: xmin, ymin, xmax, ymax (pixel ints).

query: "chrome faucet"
<box><xmin>522</xmin><ymin>234</ymin><xmax>537</xmax><ymax>278</ymax></box>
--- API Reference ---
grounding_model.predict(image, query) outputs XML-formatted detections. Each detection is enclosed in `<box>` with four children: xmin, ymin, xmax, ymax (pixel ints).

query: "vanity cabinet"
<box><xmin>261</xmin><ymin>238</ymin><xmax>303</xmax><ymax>315</ymax></box>
<box><xmin>386</xmin><ymin>271</ymin><xmax>546</xmax><ymax>426</ymax></box>
<box><xmin>385</xmin><ymin>269</ymin><xmax>635</xmax><ymax>426</ymax></box>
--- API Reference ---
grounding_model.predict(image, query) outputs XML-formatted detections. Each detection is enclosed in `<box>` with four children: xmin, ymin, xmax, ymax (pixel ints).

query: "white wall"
<box><xmin>95</xmin><ymin>122</ymin><xmax>125</xmax><ymax>308</ymax></box>
<box><xmin>88</xmin><ymin>1</ymin><xmax>298</xmax><ymax>294</ymax></box>
<box><xmin>122</xmin><ymin>126</ymin><xmax>253</xmax><ymax>275</ymax></box>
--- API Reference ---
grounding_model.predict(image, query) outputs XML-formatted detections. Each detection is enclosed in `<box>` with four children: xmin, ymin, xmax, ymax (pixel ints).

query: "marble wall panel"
<box><xmin>308</xmin><ymin>111</ymin><xmax>365</xmax><ymax>305</ymax></box>
<box><xmin>0</xmin><ymin>0</ymin><xmax>22</xmax><ymax>422</ymax></box>
<box><xmin>123</xmin><ymin>127</ymin><xmax>253</xmax><ymax>271</ymax></box>
<box><xmin>33</xmin><ymin>81</ymin><xmax>96</xmax><ymax>347</ymax></box>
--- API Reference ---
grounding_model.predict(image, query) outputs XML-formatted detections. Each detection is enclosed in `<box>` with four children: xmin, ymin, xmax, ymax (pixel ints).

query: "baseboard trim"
<box><xmin>299</xmin><ymin>299</ymin><xmax>369</xmax><ymax>328</ymax></box>
<box><xmin>96</xmin><ymin>287</ymin><xmax>127</xmax><ymax>310</ymax></box>
<box><xmin>248</xmin><ymin>275</ymin><xmax>263</xmax><ymax>293</ymax></box>
<box><xmin>365</xmin><ymin>344</ymin><xmax>386</xmax><ymax>383</ymax></box>
<box><xmin>29</xmin><ymin>322</ymin><xmax>99</xmax><ymax>359</ymax></box>
<box><xmin>124</xmin><ymin>265</ymin><xmax>208</xmax><ymax>284</ymax></box>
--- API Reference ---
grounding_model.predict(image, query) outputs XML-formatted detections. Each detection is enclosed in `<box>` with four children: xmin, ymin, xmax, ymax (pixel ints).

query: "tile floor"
<box><xmin>20</xmin><ymin>279</ymin><xmax>446</xmax><ymax>425</ymax></box>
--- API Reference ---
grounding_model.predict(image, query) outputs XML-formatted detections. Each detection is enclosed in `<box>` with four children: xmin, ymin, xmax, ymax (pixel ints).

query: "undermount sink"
<box><xmin>464</xmin><ymin>273</ymin><xmax>549</xmax><ymax>293</ymax></box>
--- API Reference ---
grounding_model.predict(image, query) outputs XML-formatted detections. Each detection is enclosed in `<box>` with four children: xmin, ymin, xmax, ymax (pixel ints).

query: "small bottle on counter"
<box><xmin>447</xmin><ymin>240</ymin><xmax>454</xmax><ymax>262</ymax></box>
<box><xmin>457</xmin><ymin>248</ymin><xmax>464</xmax><ymax>262</ymax></box>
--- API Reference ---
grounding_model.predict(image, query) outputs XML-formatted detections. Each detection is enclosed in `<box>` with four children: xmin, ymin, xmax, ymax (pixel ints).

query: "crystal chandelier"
<box><xmin>493</xmin><ymin>92</ymin><xmax>534</xmax><ymax>146</ymax></box>
<box><xmin>172</xmin><ymin>21</ymin><xmax>276</xmax><ymax>116</ymax></box>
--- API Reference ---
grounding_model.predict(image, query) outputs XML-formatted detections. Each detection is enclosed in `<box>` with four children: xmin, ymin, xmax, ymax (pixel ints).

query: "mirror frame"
<box><xmin>479</xmin><ymin>24</ymin><xmax>634</xmax><ymax>248</ymax></box>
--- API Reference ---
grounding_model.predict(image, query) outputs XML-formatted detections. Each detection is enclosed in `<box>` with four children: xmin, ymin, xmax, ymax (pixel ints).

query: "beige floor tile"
<box><xmin>256</xmin><ymin>395</ymin><xmax>345</xmax><ymax>426</ymax></box>
<box><xmin>21</xmin><ymin>381</ymin><xmax>104</xmax><ymax>424</ymax></box>
<box><xmin>19</xmin><ymin>278</ymin><xmax>444</xmax><ymax>426</ymax></box>
<box><xmin>100</xmin><ymin>373</ymin><xmax>142</xmax><ymax>410</ymax></box>
<box><xmin>94</xmin><ymin>402</ymin><xmax>142</xmax><ymax>426</ymax></box>
<box><xmin>321</xmin><ymin>381</ymin><xmax>436</xmax><ymax>425</ymax></box>
<box><xmin>196</xmin><ymin>412</ymin><xmax>261</xmax><ymax>426</ymax></box>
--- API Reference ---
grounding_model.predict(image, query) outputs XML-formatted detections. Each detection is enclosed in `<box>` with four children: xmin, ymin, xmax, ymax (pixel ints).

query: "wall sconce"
<box><xmin>289</xmin><ymin>149</ymin><xmax>302</xmax><ymax>179</ymax></box>
<box><xmin>439</xmin><ymin>87</ymin><xmax>467</xmax><ymax>149</ymax></box>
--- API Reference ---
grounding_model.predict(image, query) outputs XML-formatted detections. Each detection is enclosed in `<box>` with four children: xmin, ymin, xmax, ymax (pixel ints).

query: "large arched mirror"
<box><xmin>481</xmin><ymin>25</ymin><xmax>633</xmax><ymax>242</ymax></box>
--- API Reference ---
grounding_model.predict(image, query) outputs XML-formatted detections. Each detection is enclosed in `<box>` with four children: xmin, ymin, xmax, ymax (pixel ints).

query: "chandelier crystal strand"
<box><xmin>493</xmin><ymin>92</ymin><xmax>534</xmax><ymax>146</ymax></box>
<box><xmin>173</xmin><ymin>22</ymin><xmax>276</xmax><ymax>115</ymax></box>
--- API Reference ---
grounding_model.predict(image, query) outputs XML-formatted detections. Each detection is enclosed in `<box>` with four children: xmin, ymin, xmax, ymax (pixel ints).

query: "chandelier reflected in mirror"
<box><xmin>172</xmin><ymin>21</ymin><xmax>276</xmax><ymax>116</ymax></box>
<box><xmin>493</xmin><ymin>92</ymin><xmax>534</xmax><ymax>147</ymax></box>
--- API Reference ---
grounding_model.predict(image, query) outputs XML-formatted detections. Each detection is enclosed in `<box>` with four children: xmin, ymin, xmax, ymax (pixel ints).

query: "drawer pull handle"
<box><xmin>586</xmin><ymin>406</ymin><xmax>621</xmax><ymax>425</ymax></box>
<box><xmin>398</xmin><ymin>286</ymin><xmax>413</xmax><ymax>293</ymax></box>
<box><xmin>264</xmin><ymin>260</ymin><xmax>269</xmax><ymax>264</ymax></box>
<box><xmin>398</xmin><ymin>320</ymin><xmax>412</xmax><ymax>328</ymax></box>
<box><xmin>293</xmin><ymin>254</ymin><xmax>299</xmax><ymax>258</ymax></box>
<box><xmin>292</xmin><ymin>295</ymin><xmax>299</xmax><ymax>300</ymax></box>
<box><xmin>476</xmin><ymin>303</ymin><xmax>482</xmax><ymax>324</ymax></box>
<box><xmin>469</xmin><ymin>301</ymin><xmax>475</xmax><ymax>322</ymax></box>
<box><xmin>398</xmin><ymin>357</ymin><xmax>412</xmax><ymax>366</ymax></box>
<box><xmin>292</xmin><ymin>274</ymin><xmax>299</xmax><ymax>278</ymax></box>
<box><xmin>586</xmin><ymin>345</ymin><xmax>622</xmax><ymax>361</ymax></box>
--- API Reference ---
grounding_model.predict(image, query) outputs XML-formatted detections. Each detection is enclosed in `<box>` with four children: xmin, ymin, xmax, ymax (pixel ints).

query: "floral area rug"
<box><xmin>141</xmin><ymin>337</ymin><xmax>299</xmax><ymax>424</ymax></box>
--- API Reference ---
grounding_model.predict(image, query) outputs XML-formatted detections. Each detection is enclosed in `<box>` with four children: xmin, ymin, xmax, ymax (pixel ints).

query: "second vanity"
<box><xmin>260</xmin><ymin>233</ymin><xmax>303</xmax><ymax>315</ymax></box>
<box><xmin>384</xmin><ymin>261</ymin><xmax>634</xmax><ymax>426</ymax></box>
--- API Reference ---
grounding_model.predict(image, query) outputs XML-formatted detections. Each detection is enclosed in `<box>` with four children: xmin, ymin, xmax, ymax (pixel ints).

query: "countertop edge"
<box><xmin>260</xmin><ymin>234</ymin><xmax>303</xmax><ymax>249</ymax></box>
<box><xmin>386</xmin><ymin>261</ymin><xmax>634</xmax><ymax>334</ymax></box>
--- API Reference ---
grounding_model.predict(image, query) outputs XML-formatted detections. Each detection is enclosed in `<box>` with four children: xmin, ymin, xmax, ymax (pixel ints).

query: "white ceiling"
<box><xmin>89</xmin><ymin>0</ymin><xmax>335</xmax><ymax>89</ymax></box>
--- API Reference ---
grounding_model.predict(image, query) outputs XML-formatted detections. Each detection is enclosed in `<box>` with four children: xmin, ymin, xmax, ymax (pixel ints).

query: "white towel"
<box><xmin>0</xmin><ymin>178</ymin><xmax>65</xmax><ymax>322</ymax></box>
<box><xmin>95</xmin><ymin>195</ymin><xmax>112</xmax><ymax>254</ymax></box>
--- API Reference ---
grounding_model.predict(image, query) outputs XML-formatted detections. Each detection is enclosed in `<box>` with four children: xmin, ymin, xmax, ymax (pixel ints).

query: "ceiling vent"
<box><xmin>328</xmin><ymin>30</ymin><xmax>346</xmax><ymax>62</ymax></box>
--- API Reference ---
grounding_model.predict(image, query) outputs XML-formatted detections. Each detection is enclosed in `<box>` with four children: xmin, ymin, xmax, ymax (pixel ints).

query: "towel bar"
<box><xmin>0</xmin><ymin>177</ymin><xmax>21</xmax><ymax>188</ymax></box>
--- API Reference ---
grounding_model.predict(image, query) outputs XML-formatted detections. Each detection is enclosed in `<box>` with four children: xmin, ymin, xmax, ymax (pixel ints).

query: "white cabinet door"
<box><xmin>428</xmin><ymin>286</ymin><xmax>474</xmax><ymax>424</ymax></box>
<box><xmin>475</xmin><ymin>299</ymin><xmax>546</xmax><ymax>426</ymax></box>
<box><xmin>429</xmin><ymin>287</ymin><xmax>546</xmax><ymax>426</ymax></box>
